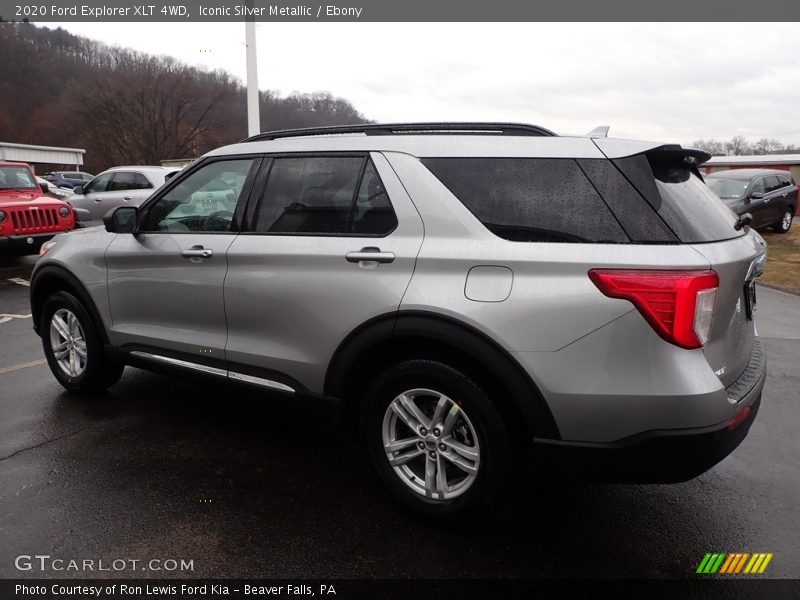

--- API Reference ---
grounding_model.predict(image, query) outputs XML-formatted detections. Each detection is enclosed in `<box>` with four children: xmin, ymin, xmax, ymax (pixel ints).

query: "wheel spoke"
<box><xmin>440</xmin><ymin>448</ymin><xmax>478</xmax><ymax>475</ymax></box>
<box><xmin>388</xmin><ymin>447</ymin><xmax>423</xmax><ymax>466</ymax></box>
<box><xmin>441</xmin><ymin>404</ymin><xmax>462</xmax><ymax>436</ymax></box>
<box><xmin>430</xmin><ymin>393</ymin><xmax>450</xmax><ymax>429</ymax></box>
<box><xmin>390</xmin><ymin>401</ymin><xmax>422</xmax><ymax>433</ymax></box>
<box><xmin>424</xmin><ymin>455</ymin><xmax>436</xmax><ymax>498</ymax></box>
<box><xmin>435</xmin><ymin>456</ymin><xmax>448</xmax><ymax>498</ymax></box>
<box><xmin>69</xmin><ymin>349</ymin><xmax>79</xmax><ymax>377</ymax></box>
<box><xmin>398</xmin><ymin>393</ymin><xmax>431</xmax><ymax>431</ymax></box>
<box><xmin>51</xmin><ymin>314</ymin><xmax>70</xmax><ymax>340</ymax></box>
<box><xmin>67</xmin><ymin>312</ymin><xmax>77</xmax><ymax>336</ymax></box>
<box><xmin>74</xmin><ymin>341</ymin><xmax>87</xmax><ymax>359</ymax></box>
<box><xmin>53</xmin><ymin>342</ymin><xmax>69</xmax><ymax>358</ymax></box>
<box><xmin>443</xmin><ymin>437</ymin><xmax>479</xmax><ymax>461</ymax></box>
<box><xmin>384</xmin><ymin>437</ymin><xmax>419</xmax><ymax>453</ymax></box>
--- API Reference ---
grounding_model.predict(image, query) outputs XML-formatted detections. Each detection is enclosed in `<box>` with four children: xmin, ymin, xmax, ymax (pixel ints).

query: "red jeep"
<box><xmin>0</xmin><ymin>161</ymin><xmax>76</xmax><ymax>256</ymax></box>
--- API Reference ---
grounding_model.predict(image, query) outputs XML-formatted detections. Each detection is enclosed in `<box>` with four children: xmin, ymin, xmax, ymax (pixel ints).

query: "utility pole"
<box><xmin>245</xmin><ymin>19</ymin><xmax>260</xmax><ymax>137</ymax></box>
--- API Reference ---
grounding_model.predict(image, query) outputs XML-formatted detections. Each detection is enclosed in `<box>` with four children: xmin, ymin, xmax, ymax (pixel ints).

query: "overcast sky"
<box><xmin>49</xmin><ymin>22</ymin><xmax>800</xmax><ymax>146</ymax></box>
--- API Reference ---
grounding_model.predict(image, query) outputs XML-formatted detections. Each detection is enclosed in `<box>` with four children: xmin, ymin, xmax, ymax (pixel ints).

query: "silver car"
<box><xmin>68</xmin><ymin>166</ymin><xmax>178</xmax><ymax>225</ymax></box>
<box><xmin>31</xmin><ymin>123</ymin><xmax>767</xmax><ymax>519</ymax></box>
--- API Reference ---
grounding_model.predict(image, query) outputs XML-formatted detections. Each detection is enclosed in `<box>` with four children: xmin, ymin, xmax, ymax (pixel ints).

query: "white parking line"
<box><xmin>7</xmin><ymin>277</ymin><xmax>30</xmax><ymax>287</ymax></box>
<box><xmin>0</xmin><ymin>358</ymin><xmax>46</xmax><ymax>374</ymax></box>
<box><xmin>0</xmin><ymin>313</ymin><xmax>32</xmax><ymax>325</ymax></box>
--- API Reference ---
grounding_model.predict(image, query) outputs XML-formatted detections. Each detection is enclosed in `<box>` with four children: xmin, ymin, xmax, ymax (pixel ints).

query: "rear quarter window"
<box><xmin>615</xmin><ymin>154</ymin><xmax>743</xmax><ymax>244</ymax></box>
<box><xmin>422</xmin><ymin>158</ymin><xmax>629</xmax><ymax>243</ymax></box>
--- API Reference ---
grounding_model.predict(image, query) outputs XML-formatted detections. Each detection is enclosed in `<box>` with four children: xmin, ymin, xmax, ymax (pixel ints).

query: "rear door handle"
<box><xmin>123</xmin><ymin>196</ymin><xmax>132</xmax><ymax>201</ymax></box>
<box><xmin>181</xmin><ymin>246</ymin><xmax>213</xmax><ymax>259</ymax></box>
<box><xmin>345</xmin><ymin>247</ymin><xmax>395</xmax><ymax>264</ymax></box>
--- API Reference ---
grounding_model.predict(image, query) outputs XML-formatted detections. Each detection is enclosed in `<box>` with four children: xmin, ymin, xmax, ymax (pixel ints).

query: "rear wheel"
<box><xmin>364</xmin><ymin>360</ymin><xmax>510</xmax><ymax>520</ymax></box>
<box><xmin>41</xmin><ymin>291</ymin><xmax>124</xmax><ymax>393</ymax></box>
<box><xmin>774</xmin><ymin>209</ymin><xmax>794</xmax><ymax>233</ymax></box>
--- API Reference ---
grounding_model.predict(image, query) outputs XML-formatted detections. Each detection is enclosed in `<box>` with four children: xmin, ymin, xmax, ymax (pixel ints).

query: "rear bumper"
<box><xmin>533</xmin><ymin>344</ymin><xmax>766</xmax><ymax>483</ymax></box>
<box><xmin>0</xmin><ymin>232</ymin><xmax>60</xmax><ymax>255</ymax></box>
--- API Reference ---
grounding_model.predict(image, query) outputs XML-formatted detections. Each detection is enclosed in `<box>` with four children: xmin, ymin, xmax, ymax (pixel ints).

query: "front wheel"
<box><xmin>364</xmin><ymin>360</ymin><xmax>510</xmax><ymax>521</ymax></box>
<box><xmin>774</xmin><ymin>209</ymin><xmax>794</xmax><ymax>234</ymax></box>
<box><xmin>41</xmin><ymin>291</ymin><xmax>124</xmax><ymax>393</ymax></box>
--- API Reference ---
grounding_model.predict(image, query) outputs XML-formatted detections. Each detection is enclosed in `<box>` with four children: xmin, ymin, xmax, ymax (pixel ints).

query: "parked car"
<box><xmin>36</xmin><ymin>176</ymin><xmax>70</xmax><ymax>200</ymax></box>
<box><xmin>0</xmin><ymin>161</ymin><xmax>76</xmax><ymax>255</ymax></box>
<box><xmin>69</xmin><ymin>166</ymin><xmax>179</xmax><ymax>224</ymax></box>
<box><xmin>705</xmin><ymin>169</ymin><xmax>797</xmax><ymax>233</ymax></box>
<box><xmin>31</xmin><ymin>123</ymin><xmax>766</xmax><ymax>519</ymax></box>
<box><xmin>43</xmin><ymin>171</ymin><xmax>94</xmax><ymax>190</ymax></box>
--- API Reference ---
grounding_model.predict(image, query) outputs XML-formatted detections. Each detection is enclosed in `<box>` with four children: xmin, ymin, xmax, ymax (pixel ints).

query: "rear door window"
<box><xmin>422</xmin><ymin>158</ymin><xmax>629</xmax><ymax>243</ymax></box>
<box><xmin>764</xmin><ymin>176</ymin><xmax>782</xmax><ymax>193</ymax></box>
<box><xmin>253</xmin><ymin>156</ymin><xmax>397</xmax><ymax>236</ymax></box>
<box><xmin>108</xmin><ymin>171</ymin><xmax>152</xmax><ymax>191</ymax></box>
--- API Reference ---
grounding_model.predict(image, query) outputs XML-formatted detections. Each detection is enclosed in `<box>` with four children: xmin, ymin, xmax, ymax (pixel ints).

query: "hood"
<box><xmin>0</xmin><ymin>189</ymin><xmax>67</xmax><ymax>207</ymax></box>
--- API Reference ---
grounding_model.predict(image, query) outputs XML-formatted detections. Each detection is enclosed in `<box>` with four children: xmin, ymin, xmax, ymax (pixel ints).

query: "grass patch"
<box><xmin>760</xmin><ymin>219</ymin><xmax>800</xmax><ymax>295</ymax></box>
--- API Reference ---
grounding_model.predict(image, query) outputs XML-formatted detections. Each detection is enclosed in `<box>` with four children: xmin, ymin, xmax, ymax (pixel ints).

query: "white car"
<box><xmin>36</xmin><ymin>176</ymin><xmax>70</xmax><ymax>200</ymax></box>
<box><xmin>69</xmin><ymin>166</ymin><xmax>178</xmax><ymax>224</ymax></box>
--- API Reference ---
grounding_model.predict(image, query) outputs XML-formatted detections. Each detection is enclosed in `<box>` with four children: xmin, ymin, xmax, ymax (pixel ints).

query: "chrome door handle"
<box><xmin>181</xmin><ymin>246</ymin><xmax>213</xmax><ymax>259</ymax></box>
<box><xmin>345</xmin><ymin>247</ymin><xmax>395</xmax><ymax>264</ymax></box>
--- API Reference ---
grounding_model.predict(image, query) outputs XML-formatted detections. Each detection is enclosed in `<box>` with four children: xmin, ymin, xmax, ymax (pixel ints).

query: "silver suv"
<box><xmin>31</xmin><ymin>123</ymin><xmax>767</xmax><ymax>518</ymax></box>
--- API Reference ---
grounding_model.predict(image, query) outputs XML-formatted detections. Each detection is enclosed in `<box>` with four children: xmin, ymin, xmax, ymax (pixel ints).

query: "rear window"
<box><xmin>616</xmin><ymin>154</ymin><xmax>743</xmax><ymax>244</ymax></box>
<box><xmin>705</xmin><ymin>177</ymin><xmax>749</xmax><ymax>199</ymax></box>
<box><xmin>422</xmin><ymin>158</ymin><xmax>629</xmax><ymax>243</ymax></box>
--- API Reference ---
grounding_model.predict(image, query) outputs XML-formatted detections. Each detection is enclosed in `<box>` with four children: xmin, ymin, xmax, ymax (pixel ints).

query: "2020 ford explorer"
<box><xmin>30</xmin><ymin>123</ymin><xmax>767</xmax><ymax>518</ymax></box>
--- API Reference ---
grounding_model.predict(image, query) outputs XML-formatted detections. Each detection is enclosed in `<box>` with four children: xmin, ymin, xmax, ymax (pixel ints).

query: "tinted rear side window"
<box><xmin>615</xmin><ymin>154</ymin><xmax>743</xmax><ymax>244</ymax></box>
<box><xmin>422</xmin><ymin>158</ymin><xmax>629</xmax><ymax>243</ymax></box>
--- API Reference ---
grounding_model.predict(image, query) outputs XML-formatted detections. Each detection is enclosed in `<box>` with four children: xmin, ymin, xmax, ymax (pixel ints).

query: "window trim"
<box><xmin>240</xmin><ymin>152</ymin><xmax>399</xmax><ymax>238</ymax></box>
<box><xmin>135</xmin><ymin>155</ymin><xmax>263</xmax><ymax>235</ymax></box>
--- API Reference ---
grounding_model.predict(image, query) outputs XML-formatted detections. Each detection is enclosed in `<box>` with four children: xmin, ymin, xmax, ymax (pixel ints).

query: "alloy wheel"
<box><xmin>381</xmin><ymin>388</ymin><xmax>480</xmax><ymax>500</ymax></box>
<box><xmin>49</xmin><ymin>308</ymin><xmax>87</xmax><ymax>378</ymax></box>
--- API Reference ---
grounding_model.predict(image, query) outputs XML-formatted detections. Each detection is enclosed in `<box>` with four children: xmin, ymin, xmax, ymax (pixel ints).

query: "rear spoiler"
<box><xmin>593</xmin><ymin>139</ymin><xmax>712</xmax><ymax>165</ymax></box>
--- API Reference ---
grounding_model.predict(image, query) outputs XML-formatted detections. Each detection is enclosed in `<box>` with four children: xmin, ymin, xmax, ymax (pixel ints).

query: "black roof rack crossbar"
<box><xmin>242</xmin><ymin>122</ymin><xmax>557</xmax><ymax>143</ymax></box>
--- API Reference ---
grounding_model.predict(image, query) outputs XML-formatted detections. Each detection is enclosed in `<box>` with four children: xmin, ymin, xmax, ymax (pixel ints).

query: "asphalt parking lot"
<box><xmin>0</xmin><ymin>256</ymin><xmax>798</xmax><ymax>580</ymax></box>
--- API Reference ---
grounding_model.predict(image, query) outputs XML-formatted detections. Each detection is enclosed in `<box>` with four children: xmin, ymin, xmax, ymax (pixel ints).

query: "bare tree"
<box><xmin>67</xmin><ymin>50</ymin><xmax>235</xmax><ymax>165</ymax></box>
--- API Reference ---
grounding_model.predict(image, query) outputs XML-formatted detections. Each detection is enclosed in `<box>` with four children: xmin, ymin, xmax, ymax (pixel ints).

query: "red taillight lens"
<box><xmin>588</xmin><ymin>269</ymin><xmax>719</xmax><ymax>349</ymax></box>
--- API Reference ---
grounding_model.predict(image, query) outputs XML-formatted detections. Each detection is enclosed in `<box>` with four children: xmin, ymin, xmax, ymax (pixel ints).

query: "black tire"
<box><xmin>364</xmin><ymin>359</ymin><xmax>510</xmax><ymax>521</ymax></box>
<box><xmin>40</xmin><ymin>290</ymin><xmax>124</xmax><ymax>393</ymax></box>
<box><xmin>773</xmin><ymin>208</ymin><xmax>794</xmax><ymax>234</ymax></box>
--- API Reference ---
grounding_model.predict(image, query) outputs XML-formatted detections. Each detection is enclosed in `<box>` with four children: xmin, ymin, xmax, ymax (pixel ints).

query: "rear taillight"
<box><xmin>588</xmin><ymin>269</ymin><xmax>719</xmax><ymax>349</ymax></box>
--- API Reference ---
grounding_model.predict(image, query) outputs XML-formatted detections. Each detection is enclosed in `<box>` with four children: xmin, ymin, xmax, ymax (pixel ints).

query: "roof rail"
<box><xmin>241</xmin><ymin>122</ymin><xmax>557</xmax><ymax>143</ymax></box>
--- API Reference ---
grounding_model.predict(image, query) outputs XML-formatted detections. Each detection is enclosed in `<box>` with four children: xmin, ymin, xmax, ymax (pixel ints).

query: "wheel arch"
<box><xmin>325</xmin><ymin>311</ymin><xmax>561</xmax><ymax>441</ymax></box>
<box><xmin>30</xmin><ymin>264</ymin><xmax>109</xmax><ymax>344</ymax></box>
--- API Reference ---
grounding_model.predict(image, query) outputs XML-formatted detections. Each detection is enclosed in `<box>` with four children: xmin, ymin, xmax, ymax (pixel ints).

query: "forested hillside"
<box><xmin>0</xmin><ymin>22</ymin><xmax>371</xmax><ymax>171</ymax></box>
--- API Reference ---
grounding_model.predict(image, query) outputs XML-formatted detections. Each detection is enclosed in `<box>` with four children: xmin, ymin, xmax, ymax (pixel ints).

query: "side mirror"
<box><xmin>734</xmin><ymin>212</ymin><xmax>753</xmax><ymax>231</ymax></box>
<box><xmin>73</xmin><ymin>185</ymin><xmax>84</xmax><ymax>195</ymax></box>
<box><xmin>40</xmin><ymin>182</ymin><xmax>50</xmax><ymax>194</ymax></box>
<box><xmin>104</xmin><ymin>206</ymin><xmax>138</xmax><ymax>234</ymax></box>
<box><xmin>749</xmin><ymin>192</ymin><xmax>764</xmax><ymax>201</ymax></box>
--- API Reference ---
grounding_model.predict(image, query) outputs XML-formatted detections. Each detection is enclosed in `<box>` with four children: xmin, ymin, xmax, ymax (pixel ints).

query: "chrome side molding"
<box><xmin>228</xmin><ymin>371</ymin><xmax>295</xmax><ymax>392</ymax></box>
<box><xmin>129</xmin><ymin>351</ymin><xmax>295</xmax><ymax>393</ymax></box>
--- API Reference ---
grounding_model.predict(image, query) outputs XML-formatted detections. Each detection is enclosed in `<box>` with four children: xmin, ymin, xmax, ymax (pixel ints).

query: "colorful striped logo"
<box><xmin>696</xmin><ymin>552</ymin><xmax>773</xmax><ymax>574</ymax></box>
